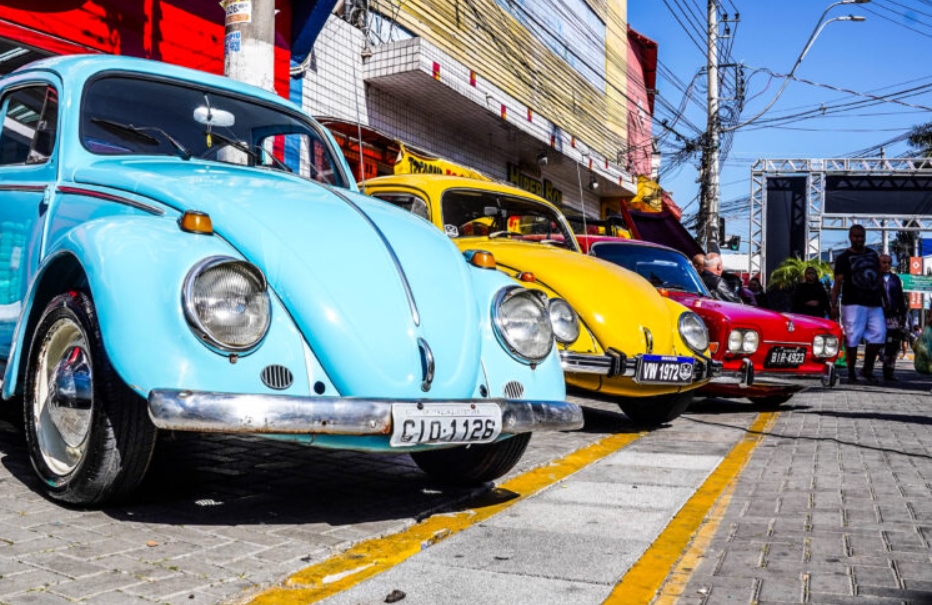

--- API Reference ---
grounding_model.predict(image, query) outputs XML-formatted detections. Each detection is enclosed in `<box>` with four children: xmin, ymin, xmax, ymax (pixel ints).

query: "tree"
<box><xmin>767</xmin><ymin>256</ymin><xmax>833</xmax><ymax>291</ymax></box>
<box><xmin>907</xmin><ymin>122</ymin><xmax>932</xmax><ymax>157</ymax></box>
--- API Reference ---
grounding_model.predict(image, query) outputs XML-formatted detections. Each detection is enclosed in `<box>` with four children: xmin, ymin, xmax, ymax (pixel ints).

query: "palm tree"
<box><xmin>768</xmin><ymin>257</ymin><xmax>833</xmax><ymax>291</ymax></box>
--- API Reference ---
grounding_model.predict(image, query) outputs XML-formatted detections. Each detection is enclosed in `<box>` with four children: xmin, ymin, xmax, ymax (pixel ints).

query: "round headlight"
<box><xmin>679</xmin><ymin>311</ymin><xmax>709</xmax><ymax>354</ymax></box>
<box><xmin>813</xmin><ymin>335</ymin><xmax>825</xmax><ymax>357</ymax></box>
<box><xmin>742</xmin><ymin>330</ymin><xmax>759</xmax><ymax>354</ymax></box>
<box><xmin>727</xmin><ymin>329</ymin><xmax>743</xmax><ymax>353</ymax></box>
<box><xmin>824</xmin><ymin>335</ymin><xmax>839</xmax><ymax>357</ymax></box>
<box><xmin>548</xmin><ymin>298</ymin><xmax>580</xmax><ymax>344</ymax></box>
<box><xmin>184</xmin><ymin>257</ymin><xmax>271</xmax><ymax>352</ymax></box>
<box><xmin>493</xmin><ymin>288</ymin><xmax>554</xmax><ymax>363</ymax></box>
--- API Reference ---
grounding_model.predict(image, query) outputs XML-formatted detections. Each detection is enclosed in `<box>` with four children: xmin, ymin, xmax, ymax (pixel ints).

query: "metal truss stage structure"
<box><xmin>750</xmin><ymin>158</ymin><xmax>932</xmax><ymax>280</ymax></box>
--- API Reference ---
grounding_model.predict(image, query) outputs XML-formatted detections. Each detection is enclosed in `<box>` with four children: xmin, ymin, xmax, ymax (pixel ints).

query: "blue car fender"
<box><xmin>4</xmin><ymin>215</ymin><xmax>326</xmax><ymax>400</ymax></box>
<box><xmin>467</xmin><ymin>266</ymin><xmax>567</xmax><ymax>401</ymax></box>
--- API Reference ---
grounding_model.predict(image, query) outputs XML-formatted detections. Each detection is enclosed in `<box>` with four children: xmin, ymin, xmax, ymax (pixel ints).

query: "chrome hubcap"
<box><xmin>33</xmin><ymin>318</ymin><xmax>93</xmax><ymax>476</ymax></box>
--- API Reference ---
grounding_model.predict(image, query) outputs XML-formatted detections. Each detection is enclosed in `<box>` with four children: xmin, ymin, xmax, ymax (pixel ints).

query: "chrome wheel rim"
<box><xmin>33</xmin><ymin>317</ymin><xmax>94</xmax><ymax>477</ymax></box>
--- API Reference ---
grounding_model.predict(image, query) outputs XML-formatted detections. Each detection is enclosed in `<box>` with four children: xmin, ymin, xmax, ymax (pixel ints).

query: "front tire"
<box><xmin>619</xmin><ymin>392</ymin><xmax>693</xmax><ymax>426</ymax></box>
<box><xmin>410</xmin><ymin>433</ymin><xmax>531</xmax><ymax>486</ymax></box>
<box><xmin>23</xmin><ymin>292</ymin><xmax>157</xmax><ymax>506</ymax></box>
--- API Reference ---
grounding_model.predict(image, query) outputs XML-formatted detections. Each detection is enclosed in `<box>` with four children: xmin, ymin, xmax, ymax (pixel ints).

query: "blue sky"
<box><xmin>626</xmin><ymin>0</ymin><xmax>932</xmax><ymax>253</ymax></box>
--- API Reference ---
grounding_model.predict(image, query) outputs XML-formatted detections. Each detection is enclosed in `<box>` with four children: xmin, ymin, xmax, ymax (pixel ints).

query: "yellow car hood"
<box><xmin>454</xmin><ymin>239</ymin><xmax>685</xmax><ymax>355</ymax></box>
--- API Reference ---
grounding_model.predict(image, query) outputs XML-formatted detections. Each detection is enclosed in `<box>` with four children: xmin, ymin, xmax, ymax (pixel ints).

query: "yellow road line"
<box><xmin>603</xmin><ymin>411</ymin><xmax>779</xmax><ymax>605</ymax></box>
<box><xmin>242</xmin><ymin>430</ymin><xmax>647</xmax><ymax>605</ymax></box>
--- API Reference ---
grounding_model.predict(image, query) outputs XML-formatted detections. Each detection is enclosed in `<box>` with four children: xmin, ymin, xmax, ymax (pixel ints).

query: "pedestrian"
<box><xmin>748</xmin><ymin>277</ymin><xmax>769</xmax><ymax>308</ymax></box>
<box><xmin>830</xmin><ymin>224</ymin><xmax>886</xmax><ymax>383</ymax></box>
<box><xmin>879</xmin><ymin>254</ymin><xmax>907</xmax><ymax>381</ymax></box>
<box><xmin>701</xmin><ymin>253</ymin><xmax>742</xmax><ymax>303</ymax></box>
<box><xmin>791</xmin><ymin>267</ymin><xmax>831</xmax><ymax>318</ymax></box>
<box><xmin>692</xmin><ymin>253</ymin><xmax>706</xmax><ymax>274</ymax></box>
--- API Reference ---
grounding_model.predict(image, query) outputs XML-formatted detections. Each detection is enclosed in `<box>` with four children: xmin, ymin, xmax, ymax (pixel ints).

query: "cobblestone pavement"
<box><xmin>1</xmin><ymin>358</ymin><xmax>929</xmax><ymax>605</ymax></box>
<box><xmin>665</xmin><ymin>359</ymin><xmax>932</xmax><ymax>605</ymax></box>
<box><xmin>0</xmin><ymin>391</ymin><xmax>639</xmax><ymax>605</ymax></box>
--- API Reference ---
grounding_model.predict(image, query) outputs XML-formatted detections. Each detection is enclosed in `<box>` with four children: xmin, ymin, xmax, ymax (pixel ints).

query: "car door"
<box><xmin>0</xmin><ymin>81</ymin><xmax>58</xmax><ymax>356</ymax></box>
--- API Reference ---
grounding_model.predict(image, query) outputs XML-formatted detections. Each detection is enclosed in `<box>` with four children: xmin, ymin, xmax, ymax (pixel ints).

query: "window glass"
<box><xmin>371</xmin><ymin>193</ymin><xmax>430</xmax><ymax>220</ymax></box>
<box><xmin>0</xmin><ymin>85</ymin><xmax>57</xmax><ymax>166</ymax></box>
<box><xmin>591</xmin><ymin>244</ymin><xmax>710</xmax><ymax>295</ymax></box>
<box><xmin>81</xmin><ymin>75</ymin><xmax>347</xmax><ymax>187</ymax></box>
<box><xmin>439</xmin><ymin>189</ymin><xmax>577</xmax><ymax>251</ymax></box>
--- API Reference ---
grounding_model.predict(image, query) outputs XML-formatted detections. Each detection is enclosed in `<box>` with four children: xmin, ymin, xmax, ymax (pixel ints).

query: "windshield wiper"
<box><xmin>91</xmin><ymin>118</ymin><xmax>191</xmax><ymax>160</ymax></box>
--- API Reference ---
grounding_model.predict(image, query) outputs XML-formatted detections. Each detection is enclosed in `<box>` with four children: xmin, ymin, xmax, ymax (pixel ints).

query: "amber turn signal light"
<box><xmin>465</xmin><ymin>250</ymin><xmax>496</xmax><ymax>269</ymax></box>
<box><xmin>179</xmin><ymin>210</ymin><xmax>213</xmax><ymax>234</ymax></box>
<box><xmin>707</xmin><ymin>342</ymin><xmax>719</xmax><ymax>354</ymax></box>
<box><xmin>518</xmin><ymin>272</ymin><xmax>535</xmax><ymax>282</ymax></box>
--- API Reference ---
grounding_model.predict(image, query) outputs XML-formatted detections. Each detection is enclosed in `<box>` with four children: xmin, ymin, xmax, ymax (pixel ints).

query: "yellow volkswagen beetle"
<box><xmin>363</xmin><ymin>174</ymin><xmax>722</xmax><ymax>425</ymax></box>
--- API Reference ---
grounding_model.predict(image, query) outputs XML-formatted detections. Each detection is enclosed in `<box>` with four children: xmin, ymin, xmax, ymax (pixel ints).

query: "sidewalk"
<box><xmin>660</xmin><ymin>359</ymin><xmax>932</xmax><ymax>605</ymax></box>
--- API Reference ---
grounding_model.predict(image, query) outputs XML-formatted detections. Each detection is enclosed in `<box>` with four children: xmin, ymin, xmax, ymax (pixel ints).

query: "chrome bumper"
<box><xmin>712</xmin><ymin>360</ymin><xmax>836</xmax><ymax>389</ymax></box>
<box><xmin>148</xmin><ymin>390</ymin><xmax>584</xmax><ymax>436</ymax></box>
<box><xmin>559</xmin><ymin>350</ymin><xmax>722</xmax><ymax>382</ymax></box>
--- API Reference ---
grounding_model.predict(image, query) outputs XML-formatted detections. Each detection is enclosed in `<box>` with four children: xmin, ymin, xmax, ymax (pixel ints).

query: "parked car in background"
<box><xmin>363</xmin><ymin>174</ymin><xmax>722</xmax><ymax>425</ymax></box>
<box><xmin>581</xmin><ymin>237</ymin><xmax>841</xmax><ymax>406</ymax></box>
<box><xmin>0</xmin><ymin>55</ymin><xmax>583</xmax><ymax>506</ymax></box>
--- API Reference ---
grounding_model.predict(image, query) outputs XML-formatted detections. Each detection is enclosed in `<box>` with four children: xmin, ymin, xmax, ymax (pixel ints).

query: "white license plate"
<box><xmin>390</xmin><ymin>403</ymin><xmax>502</xmax><ymax>447</ymax></box>
<box><xmin>636</xmin><ymin>355</ymin><xmax>695</xmax><ymax>384</ymax></box>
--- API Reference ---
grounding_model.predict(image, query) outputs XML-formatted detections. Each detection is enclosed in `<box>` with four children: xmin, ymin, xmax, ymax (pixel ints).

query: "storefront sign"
<box><xmin>900</xmin><ymin>274</ymin><xmax>932</xmax><ymax>292</ymax></box>
<box><xmin>394</xmin><ymin>145</ymin><xmax>488</xmax><ymax>180</ymax></box>
<box><xmin>506</xmin><ymin>163</ymin><xmax>562</xmax><ymax>206</ymax></box>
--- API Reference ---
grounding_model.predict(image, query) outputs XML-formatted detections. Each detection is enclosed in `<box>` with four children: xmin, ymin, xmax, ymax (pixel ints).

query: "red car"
<box><xmin>579</xmin><ymin>237</ymin><xmax>841</xmax><ymax>406</ymax></box>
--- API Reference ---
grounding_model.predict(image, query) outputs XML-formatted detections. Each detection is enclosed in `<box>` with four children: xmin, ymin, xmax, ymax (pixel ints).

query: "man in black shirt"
<box><xmin>830</xmin><ymin>224</ymin><xmax>886</xmax><ymax>383</ymax></box>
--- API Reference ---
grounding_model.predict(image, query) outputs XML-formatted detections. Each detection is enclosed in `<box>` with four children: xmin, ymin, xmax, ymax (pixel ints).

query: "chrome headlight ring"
<box><xmin>813</xmin><ymin>334</ymin><xmax>839</xmax><ymax>358</ymax></box>
<box><xmin>492</xmin><ymin>287</ymin><xmax>554</xmax><ymax>364</ymax></box>
<box><xmin>548</xmin><ymin>298</ymin><xmax>580</xmax><ymax>345</ymax></box>
<box><xmin>678</xmin><ymin>311</ymin><xmax>709</xmax><ymax>355</ymax></box>
<box><xmin>727</xmin><ymin>328</ymin><xmax>759</xmax><ymax>355</ymax></box>
<box><xmin>183</xmin><ymin>256</ymin><xmax>272</xmax><ymax>354</ymax></box>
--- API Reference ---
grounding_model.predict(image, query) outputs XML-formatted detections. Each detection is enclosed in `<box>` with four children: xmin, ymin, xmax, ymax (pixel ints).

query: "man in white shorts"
<box><xmin>830</xmin><ymin>224</ymin><xmax>886</xmax><ymax>383</ymax></box>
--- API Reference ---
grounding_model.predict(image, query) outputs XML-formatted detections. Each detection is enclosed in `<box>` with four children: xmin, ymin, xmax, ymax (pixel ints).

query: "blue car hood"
<box><xmin>72</xmin><ymin>159</ymin><xmax>483</xmax><ymax>397</ymax></box>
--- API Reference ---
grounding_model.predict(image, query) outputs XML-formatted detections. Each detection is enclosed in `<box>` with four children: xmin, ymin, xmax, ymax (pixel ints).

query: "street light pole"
<box><xmin>699</xmin><ymin>0</ymin><xmax>868</xmax><ymax>254</ymax></box>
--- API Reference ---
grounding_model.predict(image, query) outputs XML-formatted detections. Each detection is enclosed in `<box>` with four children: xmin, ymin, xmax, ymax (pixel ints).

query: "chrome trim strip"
<box><xmin>148</xmin><ymin>389</ymin><xmax>584</xmax><ymax>435</ymax></box>
<box><xmin>417</xmin><ymin>337</ymin><xmax>435</xmax><ymax>392</ymax></box>
<box><xmin>57</xmin><ymin>185</ymin><xmax>164</xmax><ymax>215</ymax></box>
<box><xmin>762</xmin><ymin>340</ymin><xmax>809</xmax><ymax>346</ymax></box>
<box><xmin>328</xmin><ymin>188</ymin><xmax>420</xmax><ymax>326</ymax></box>
<box><xmin>0</xmin><ymin>184</ymin><xmax>46</xmax><ymax>193</ymax></box>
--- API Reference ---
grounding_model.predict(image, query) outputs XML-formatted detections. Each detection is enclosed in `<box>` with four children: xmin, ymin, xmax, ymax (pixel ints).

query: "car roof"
<box><xmin>13</xmin><ymin>54</ymin><xmax>292</xmax><ymax>111</ymax></box>
<box><xmin>365</xmin><ymin>173</ymin><xmax>564</xmax><ymax>212</ymax></box>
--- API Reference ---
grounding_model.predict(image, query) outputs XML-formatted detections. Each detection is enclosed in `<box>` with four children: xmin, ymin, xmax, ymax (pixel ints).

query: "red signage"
<box><xmin>910</xmin><ymin>256</ymin><xmax>922</xmax><ymax>275</ymax></box>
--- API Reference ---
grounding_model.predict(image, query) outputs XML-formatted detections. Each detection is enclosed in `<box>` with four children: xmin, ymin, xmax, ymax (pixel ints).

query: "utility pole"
<box><xmin>703</xmin><ymin>0</ymin><xmax>721</xmax><ymax>253</ymax></box>
<box><xmin>222</xmin><ymin>0</ymin><xmax>276</xmax><ymax>91</ymax></box>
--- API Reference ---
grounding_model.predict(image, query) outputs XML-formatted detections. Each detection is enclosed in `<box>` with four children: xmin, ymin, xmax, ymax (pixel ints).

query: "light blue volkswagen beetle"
<box><xmin>0</xmin><ymin>55</ymin><xmax>582</xmax><ymax>506</ymax></box>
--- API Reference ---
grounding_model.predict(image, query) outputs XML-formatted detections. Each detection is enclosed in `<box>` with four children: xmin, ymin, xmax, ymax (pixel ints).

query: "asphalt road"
<box><xmin>0</xmin><ymin>359</ymin><xmax>929</xmax><ymax>605</ymax></box>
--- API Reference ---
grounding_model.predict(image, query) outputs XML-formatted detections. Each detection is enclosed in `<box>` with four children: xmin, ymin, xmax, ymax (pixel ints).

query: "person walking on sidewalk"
<box><xmin>830</xmin><ymin>224</ymin><xmax>886</xmax><ymax>383</ymax></box>
<box><xmin>880</xmin><ymin>254</ymin><xmax>908</xmax><ymax>381</ymax></box>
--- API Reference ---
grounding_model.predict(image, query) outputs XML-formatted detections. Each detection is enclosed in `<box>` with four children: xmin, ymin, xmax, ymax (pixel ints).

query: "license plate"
<box><xmin>765</xmin><ymin>346</ymin><xmax>807</xmax><ymax>368</ymax></box>
<box><xmin>390</xmin><ymin>403</ymin><xmax>502</xmax><ymax>447</ymax></box>
<box><xmin>636</xmin><ymin>355</ymin><xmax>695</xmax><ymax>384</ymax></box>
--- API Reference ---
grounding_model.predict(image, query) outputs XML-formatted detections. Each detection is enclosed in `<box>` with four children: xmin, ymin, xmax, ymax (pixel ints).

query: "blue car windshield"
<box><xmin>590</xmin><ymin>243</ymin><xmax>710</xmax><ymax>295</ymax></box>
<box><xmin>80</xmin><ymin>74</ymin><xmax>347</xmax><ymax>187</ymax></box>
